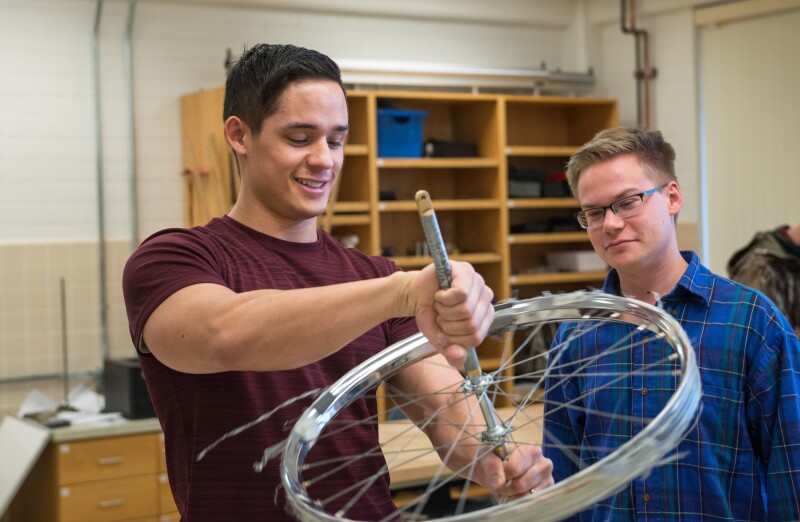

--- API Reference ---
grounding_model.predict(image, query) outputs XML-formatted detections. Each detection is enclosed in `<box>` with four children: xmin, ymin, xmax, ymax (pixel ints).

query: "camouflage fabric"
<box><xmin>727</xmin><ymin>226</ymin><xmax>800</xmax><ymax>336</ymax></box>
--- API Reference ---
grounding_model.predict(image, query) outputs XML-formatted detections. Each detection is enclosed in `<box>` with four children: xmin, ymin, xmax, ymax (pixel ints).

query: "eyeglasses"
<box><xmin>575</xmin><ymin>184</ymin><xmax>667</xmax><ymax>229</ymax></box>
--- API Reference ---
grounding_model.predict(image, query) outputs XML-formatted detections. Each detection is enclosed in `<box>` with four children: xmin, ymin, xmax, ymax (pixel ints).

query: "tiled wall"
<box><xmin>0</xmin><ymin>240</ymin><xmax>133</xmax><ymax>417</ymax></box>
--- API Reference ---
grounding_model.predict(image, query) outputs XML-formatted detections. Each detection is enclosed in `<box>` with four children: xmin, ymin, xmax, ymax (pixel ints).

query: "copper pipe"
<box><xmin>621</xmin><ymin>0</ymin><xmax>656</xmax><ymax>130</ymax></box>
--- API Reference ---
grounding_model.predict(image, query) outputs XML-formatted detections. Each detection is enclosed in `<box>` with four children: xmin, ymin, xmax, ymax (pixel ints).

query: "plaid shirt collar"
<box><xmin>602</xmin><ymin>250</ymin><xmax>712</xmax><ymax>307</ymax></box>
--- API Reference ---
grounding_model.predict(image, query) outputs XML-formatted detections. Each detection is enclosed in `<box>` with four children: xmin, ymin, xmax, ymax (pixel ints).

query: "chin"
<box><xmin>603</xmin><ymin>251</ymin><xmax>635</xmax><ymax>271</ymax></box>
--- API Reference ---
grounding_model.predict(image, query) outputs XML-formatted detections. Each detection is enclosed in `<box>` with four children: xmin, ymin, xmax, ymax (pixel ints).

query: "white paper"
<box><xmin>16</xmin><ymin>389</ymin><xmax>58</xmax><ymax>417</ymax></box>
<box><xmin>16</xmin><ymin>385</ymin><xmax>116</xmax><ymax>427</ymax></box>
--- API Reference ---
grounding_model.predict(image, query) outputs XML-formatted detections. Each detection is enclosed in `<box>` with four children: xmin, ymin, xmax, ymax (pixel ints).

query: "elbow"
<box><xmin>204</xmin><ymin>318</ymin><xmax>250</xmax><ymax>372</ymax></box>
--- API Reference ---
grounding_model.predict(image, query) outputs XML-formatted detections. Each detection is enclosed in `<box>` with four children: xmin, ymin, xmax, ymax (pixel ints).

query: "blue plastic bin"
<box><xmin>377</xmin><ymin>108</ymin><xmax>428</xmax><ymax>158</ymax></box>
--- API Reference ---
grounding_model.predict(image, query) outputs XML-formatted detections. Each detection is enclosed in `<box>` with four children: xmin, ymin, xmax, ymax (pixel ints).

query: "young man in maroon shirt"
<box><xmin>123</xmin><ymin>43</ymin><xmax>552</xmax><ymax>520</ymax></box>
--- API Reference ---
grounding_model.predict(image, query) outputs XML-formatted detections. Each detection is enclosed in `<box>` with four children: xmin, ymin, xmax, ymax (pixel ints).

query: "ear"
<box><xmin>224</xmin><ymin>116</ymin><xmax>249</xmax><ymax>156</ymax></box>
<box><xmin>665</xmin><ymin>181</ymin><xmax>683</xmax><ymax>217</ymax></box>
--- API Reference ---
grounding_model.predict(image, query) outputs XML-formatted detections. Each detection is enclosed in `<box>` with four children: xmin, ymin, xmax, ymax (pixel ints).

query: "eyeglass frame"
<box><xmin>574</xmin><ymin>183</ymin><xmax>668</xmax><ymax>229</ymax></box>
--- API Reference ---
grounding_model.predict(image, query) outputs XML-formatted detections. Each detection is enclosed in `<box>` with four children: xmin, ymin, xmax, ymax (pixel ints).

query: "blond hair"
<box><xmin>566</xmin><ymin>127</ymin><xmax>677</xmax><ymax>199</ymax></box>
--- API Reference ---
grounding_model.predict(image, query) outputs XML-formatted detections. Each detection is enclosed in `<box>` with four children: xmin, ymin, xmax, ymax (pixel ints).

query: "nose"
<box><xmin>307</xmin><ymin>140</ymin><xmax>335</xmax><ymax>170</ymax></box>
<box><xmin>601</xmin><ymin>208</ymin><xmax>625</xmax><ymax>231</ymax></box>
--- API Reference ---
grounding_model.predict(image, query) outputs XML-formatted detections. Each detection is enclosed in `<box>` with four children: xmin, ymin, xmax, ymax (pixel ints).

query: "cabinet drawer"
<box><xmin>57</xmin><ymin>433</ymin><xmax>158</xmax><ymax>484</ymax></box>
<box><xmin>158</xmin><ymin>472</ymin><xmax>178</xmax><ymax>514</ymax></box>
<box><xmin>158</xmin><ymin>432</ymin><xmax>167</xmax><ymax>473</ymax></box>
<box><xmin>59</xmin><ymin>474</ymin><xmax>158</xmax><ymax>522</ymax></box>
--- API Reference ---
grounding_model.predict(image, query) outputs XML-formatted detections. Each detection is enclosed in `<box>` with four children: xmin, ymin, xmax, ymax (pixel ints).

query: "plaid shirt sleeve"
<box><xmin>748</xmin><ymin>305</ymin><xmax>800</xmax><ymax>519</ymax></box>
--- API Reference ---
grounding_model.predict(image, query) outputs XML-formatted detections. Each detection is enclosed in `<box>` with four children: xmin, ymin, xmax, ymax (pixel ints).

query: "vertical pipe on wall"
<box><xmin>620</xmin><ymin>0</ymin><xmax>656</xmax><ymax>130</ymax></box>
<box><xmin>124</xmin><ymin>0</ymin><xmax>139</xmax><ymax>250</ymax></box>
<box><xmin>92</xmin><ymin>0</ymin><xmax>110</xmax><ymax>360</ymax></box>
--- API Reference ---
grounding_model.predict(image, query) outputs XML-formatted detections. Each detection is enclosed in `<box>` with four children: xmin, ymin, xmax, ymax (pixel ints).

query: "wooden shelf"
<box><xmin>509</xmin><ymin>270</ymin><xmax>607</xmax><ymax>286</ymax></box>
<box><xmin>378</xmin><ymin>199</ymin><xmax>500</xmax><ymax>212</ymax></box>
<box><xmin>345</xmin><ymin>144</ymin><xmax>369</xmax><ymax>155</ymax></box>
<box><xmin>391</xmin><ymin>252</ymin><xmax>502</xmax><ymax>268</ymax></box>
<box><xmin>507</xmin><ymin>198</ymin><xmax>580</xmax><ymax>209</ymax></box>
<box><xmin>332</xmin><ymin>201</ymin><xmax>370</xmax><ymax>213</ymax></box>
<box><xmin>506</xmin><ymin>145</ymin><xmax>579</xmax><ymax>157</ymax></box>
<box><xmin>330</xmin><ymin>214</ymin><xmax>370</xmax><ymax>226</ymax></box>
<box><xmin>509</xmin><ymin>231</ymin><xmax>588</xmax><ymax>245</ymax></box>
<box><xmin>376</xmin><ymin>157</ymin><xmax>499</xmax><ymax>169</ymax></box>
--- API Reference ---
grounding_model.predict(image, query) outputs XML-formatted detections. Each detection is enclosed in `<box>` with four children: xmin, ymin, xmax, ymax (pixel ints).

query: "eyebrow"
<box><xmin>581</xmin><ymin>187</ymin><xmax>642</xmax><ymax>209</ymax></box>
<box><xmin>284</xmin><ymin>122</ymin><xmax>350</xmax><ymax>132</ymax></box>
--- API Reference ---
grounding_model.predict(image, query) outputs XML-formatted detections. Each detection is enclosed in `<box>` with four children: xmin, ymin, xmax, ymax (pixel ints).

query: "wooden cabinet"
<box><xmin>368</xmin><ymin>92</ymin><xmax>508</xmax><ymax>376</ymax></box>
<box><xmin>12</xmin><ymin>427</ymin><xmax>178</xmax><ymax>522</ymax></box>
<box><xmin>503</xmin><ymin>96</ymin><xmax>617</xmax><ymax>299</ymax></box>
<box><xmin>55</xmin><ymin>432</ymin><xmax>179</xmax><ymax>522</ymax></box>
<box><xmin>321</xmin><ymin>91</ymin><xmax>378</xmax><ymax>255</ymax></box>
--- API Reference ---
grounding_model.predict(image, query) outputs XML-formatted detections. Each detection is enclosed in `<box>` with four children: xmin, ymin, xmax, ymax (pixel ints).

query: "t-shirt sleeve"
<box><xmin>122</xmin><ymin>230</ymin><xmax>227</xmax><ymax>353</ymax></box>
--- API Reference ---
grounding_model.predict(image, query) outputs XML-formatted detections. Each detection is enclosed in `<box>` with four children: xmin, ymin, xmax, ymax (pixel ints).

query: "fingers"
<box><xmin>433</xmin><ymin>262</ymin><xmax>494</xmax><ymax>346</ymax></box>
<box><xmin>495</xmin><ymin>445</ymin><xmax>554</xmax><ymax>501</ymax></box>
<box><xmin>411</xmin><ymin>261</ymin><xmax>494</xmax><ymax>367</ymax></box>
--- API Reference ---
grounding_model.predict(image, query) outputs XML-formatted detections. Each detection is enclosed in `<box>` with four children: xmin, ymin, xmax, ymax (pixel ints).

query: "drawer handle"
<box><xmin>97</xmin><ymin>456</ymin><xmax>124</xmax><ymax>465</ymax></box>
<box><xmin>98</xmin><ymin>498</ymin><xmax>125</xmax><ymax>509</ymax></box>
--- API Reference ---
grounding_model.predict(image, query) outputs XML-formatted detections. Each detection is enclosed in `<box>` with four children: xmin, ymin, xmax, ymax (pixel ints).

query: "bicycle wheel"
<box><xmin>280</xmin><ymin>290</ymin><xmax>702</xmax><ymax>521</ymax></box>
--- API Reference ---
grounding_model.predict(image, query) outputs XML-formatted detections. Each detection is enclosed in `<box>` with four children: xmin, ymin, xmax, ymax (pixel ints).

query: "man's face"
<box><xmin>576</xmin><ymin>153</ymin><xmax>681</xmax><ymax>273</ymax></box>
<box><xmin>241</xmin><ymin>79</ymin><xmax>349</xmax><ymax>227</ymax></box>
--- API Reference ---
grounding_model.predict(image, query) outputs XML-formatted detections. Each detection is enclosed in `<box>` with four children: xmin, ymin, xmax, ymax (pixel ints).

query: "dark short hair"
<box><xmin>223</xmin><ymin>43</ymin><xmax>344</xmax><ymax>134</ymax></box>
<box><xmin>566</xmin><ymin>127</ymin><xmax>677</xmax><ymax>198</ymax></box>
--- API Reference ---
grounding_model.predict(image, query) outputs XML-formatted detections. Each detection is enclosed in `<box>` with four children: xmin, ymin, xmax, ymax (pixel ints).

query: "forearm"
<box><xmin>391</xmin><ymin>357</ymin><xmax>489</xmax><ymax>475</ymax></box>
<box><xmin>144</xmin><ymin>271</ymin><xmax>416</xmax><ymax>373</ymax></box>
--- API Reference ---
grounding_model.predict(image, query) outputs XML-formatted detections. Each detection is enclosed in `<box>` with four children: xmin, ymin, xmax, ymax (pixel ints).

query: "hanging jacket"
<box><xmin>727</xmin><ymin>225</ymin><xmax>800</xmax><ymax>336</ymax></box>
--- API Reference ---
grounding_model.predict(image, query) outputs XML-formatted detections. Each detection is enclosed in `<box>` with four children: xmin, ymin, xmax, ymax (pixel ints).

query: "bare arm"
<box><xmin>141</xmin><ymin>261</ymin><xmax>493</xmax><ymax>374</ymax></box>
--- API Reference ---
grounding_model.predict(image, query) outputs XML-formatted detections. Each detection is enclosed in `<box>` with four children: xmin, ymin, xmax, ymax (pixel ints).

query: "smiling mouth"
<box><xmin>296</xmin><ymin>179</ymin><xmax>327</xmax><ymax>189</ymax></box>
<box><xmin>607</xmin><ymin>239</ymin><xmax>632</xmax><ymax>249</ymax></box>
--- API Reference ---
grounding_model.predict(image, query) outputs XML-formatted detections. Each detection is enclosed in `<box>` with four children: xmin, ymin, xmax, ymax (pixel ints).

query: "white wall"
<box><xmin>1</xmin><ymin>0</ymin><xmax>581</xmax><ymax>245</ymax></box>
<box><xmin>587</xmin><ymin>1</ymin><xmax>702</xmax><ymax>231</ymax></box>
<box><xmin>0</xmin><ymin>1</ymin><xmax>100</xmax><ymax>242</ymax></box>
<box><xmin>1</xmin><ymin>0</ymin><xmax>715</xmax><ymax>246</ymax></box>
<box><xmin>700</xmin><ymin>6</ymin><xmax>800</xmax><ymax>273</ymax></box>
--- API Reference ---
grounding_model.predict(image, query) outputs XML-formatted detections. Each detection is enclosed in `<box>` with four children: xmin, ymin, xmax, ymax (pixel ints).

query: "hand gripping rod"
<box><xmin>415</xmin><ymin>190</ymin><xmax>509</xmax><ymax>459</ymax></box>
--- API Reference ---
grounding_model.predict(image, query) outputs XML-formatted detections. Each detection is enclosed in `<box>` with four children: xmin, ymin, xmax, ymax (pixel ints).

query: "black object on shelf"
<box><xmin>543</xmin><ymin>171</ymin><xmax>571</xmax><ymax>198</ymax></box>
<box><xmin>508</xmin><ymin>165</ymin><xmax>548</xmax><ymax>198</ymax></box>
<box><xmin>549</xmin><ymin>217</ymin><xmax>583</xmax><ymax>232</ymax></box>
<box><xmin>509</xmin><ymin>222</ymin><xmax>549</xmax><ymax>234</ymax></box>
<box><xmin>424</xmin><ymin>139</ymin><xmax>478</xmax><ymax>158</ymax></box>
<box><xmin>104</xmin><ymin>357</ymin><xmax>156</xmax><ymax>419</ymax></box>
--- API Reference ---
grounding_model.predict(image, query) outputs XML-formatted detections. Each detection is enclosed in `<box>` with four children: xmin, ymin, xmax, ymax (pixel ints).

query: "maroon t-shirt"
<box><xmin>122</xmin><ymin>216</ymin><xmax>418</xmax><ymax>520</ymax></box>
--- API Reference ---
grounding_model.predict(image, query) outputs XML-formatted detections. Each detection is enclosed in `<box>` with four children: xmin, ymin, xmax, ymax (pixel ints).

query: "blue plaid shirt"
<box><xmin>543</xmin><ymin>251</ymin><xmax>800</xmax><ymax>521</ymax></box>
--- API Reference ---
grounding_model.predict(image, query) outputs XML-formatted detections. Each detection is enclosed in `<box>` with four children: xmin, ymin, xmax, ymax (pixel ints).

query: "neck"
<box><xmin>618</xmin><ymin>251</ymin><xmax>688</xmax><ymax>305</ymax></box>
<box><xmin>228</xmin><ymin>202</ymin><xmax>318</xmax><ymax>243</ymax></box>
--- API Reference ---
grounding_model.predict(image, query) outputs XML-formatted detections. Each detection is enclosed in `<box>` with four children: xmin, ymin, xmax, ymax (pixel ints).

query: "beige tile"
<box><xmin>0</xmin><ymin>241</ymin><xmax>115</xmax><ymax>410</ymax></box>
<box><xmin>0</xmin><ymin>247</ymin><xmax>26</xmax><ymax>287</ymax></box>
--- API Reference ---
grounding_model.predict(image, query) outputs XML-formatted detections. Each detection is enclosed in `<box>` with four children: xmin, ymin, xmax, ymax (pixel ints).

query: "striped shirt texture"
<box><xmin>123</xmin><ymin>215</ymin><xmax>417</xmax><ymax>520</ymax></box>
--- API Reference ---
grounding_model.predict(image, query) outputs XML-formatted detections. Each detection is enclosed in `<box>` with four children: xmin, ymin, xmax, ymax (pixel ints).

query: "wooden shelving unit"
<box><xmin>503</xmin><ymin>95</ymin><xmax>617</xmax><ymax>299</ymax></box>
<box><xmin>180</xmin><ymin>87</ymin><xmax>617</xmax><ymax>415</ymax></box>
